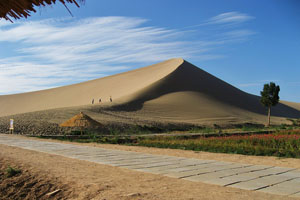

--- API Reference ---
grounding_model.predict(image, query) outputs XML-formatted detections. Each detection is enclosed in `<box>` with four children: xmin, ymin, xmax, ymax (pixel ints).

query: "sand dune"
<box><xmin>0</xmin><ymin>58</ymin><xmax>181</xmax><ymax>117</ymax></box>
<box><xmin>116</xmin><ymin>59</ymin><xmax>300</xmax><ymax>123</ymax></box>
<box><xmin>0</xmin><ymin>58</ymin><xmax>299</xmax><ymax>125</ymax></box>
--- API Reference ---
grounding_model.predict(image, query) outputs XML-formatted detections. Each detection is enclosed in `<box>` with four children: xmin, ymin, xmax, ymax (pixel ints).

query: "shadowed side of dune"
<box><xmin>112</xmin><ymin>60</ymin><xmax>300</xmax><ymax>119</ymax></box>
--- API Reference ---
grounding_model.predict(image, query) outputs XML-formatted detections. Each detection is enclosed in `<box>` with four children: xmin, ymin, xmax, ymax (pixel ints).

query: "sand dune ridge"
<box><xmin>0</xmin><ymin>58</ymin><xmax>299</xmax><ymax>125</ymax></box>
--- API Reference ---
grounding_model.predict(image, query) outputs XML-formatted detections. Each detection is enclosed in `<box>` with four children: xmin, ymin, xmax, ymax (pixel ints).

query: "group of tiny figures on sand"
<box><xmin>91</xmin><ymin>96</ymin><xmax>113</xmax><ymax>104</ymax></box>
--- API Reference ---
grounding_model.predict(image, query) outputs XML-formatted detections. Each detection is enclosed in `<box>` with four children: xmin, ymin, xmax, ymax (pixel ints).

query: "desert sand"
<box><xmin>0</xmin><ymin>58</ymin><xmax>299</xmax><ymax>128</ymax></box>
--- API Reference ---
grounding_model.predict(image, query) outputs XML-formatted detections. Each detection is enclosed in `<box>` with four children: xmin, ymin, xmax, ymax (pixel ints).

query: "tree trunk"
<box><xmin>267</xmin><ymin>106</ymin><xmax>271</xmax><ymax>127</ymax></box>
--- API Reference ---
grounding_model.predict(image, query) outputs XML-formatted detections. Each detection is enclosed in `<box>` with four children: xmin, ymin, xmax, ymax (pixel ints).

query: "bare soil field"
<box><xmin>1</xmin><ymin>136</ymin><xmax>300</xmax><ymax>199</ymax></box>
<box><xmin>0</xmin><ymin>150</ymin><xmax>69</xmax><ymax>199</ymax></box>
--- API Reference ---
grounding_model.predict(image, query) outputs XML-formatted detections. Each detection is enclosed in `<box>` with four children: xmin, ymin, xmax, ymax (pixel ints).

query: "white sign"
<box><xmin>9</xmin><ymin>119</ymin><xmax>14</xmax><ymax>130</ymax></box>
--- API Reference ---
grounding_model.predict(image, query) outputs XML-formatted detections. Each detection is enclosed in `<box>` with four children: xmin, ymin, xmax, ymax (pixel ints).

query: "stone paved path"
<box><xmin>1</xmin><ymin>134</ymin><xmax>300</xmax><ymax>197</ymax></box>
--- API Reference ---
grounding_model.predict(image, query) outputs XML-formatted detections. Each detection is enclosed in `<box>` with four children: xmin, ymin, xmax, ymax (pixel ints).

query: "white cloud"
<box><xmin>208</xmin><ymin>12</ymin><xmax>254</xmax><ymax>25</ymax></box>
<box><xmin>0</xmin><ymin>20</ymin><xmax>11</xmax><ymax>27</ymax></box>
<box><xmin>283</xmin><ymin>81</ymin><xmax>300</xmax><ymax>87</ymax></box>
<box><xmin>239</xmin><ymin>80</ymin><xmax>280</xmax><ymax>88</ymax></box>
<box><xmin>239</xmin><ymin>83</ymin><xmax>262</xmax><ymax>87</ymax></box>
<box><xmin>223</xmin><ymin>30</ymin><xmax>256</xmax><ymax>38</ymax></box>
<box><xmin>0</xmin><ymin>15</ymin><xmax>255</xmax><ymax>94</ymax></box>
<box><xmin>183</xmin><ymin>12</ymin><xmax>254</xmax><ymax>29</ymax></box>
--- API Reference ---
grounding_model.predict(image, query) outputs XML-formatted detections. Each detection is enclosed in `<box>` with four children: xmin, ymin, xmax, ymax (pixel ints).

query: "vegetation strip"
<box><xmin>135</xmin><ymin>130</ymin><xmax>300</xmax><ymax>158</ymax></box>
<box><xmin>27</xmin><ymin>126</ymin><xmax>300</xmax><ymax>158</ymax></box>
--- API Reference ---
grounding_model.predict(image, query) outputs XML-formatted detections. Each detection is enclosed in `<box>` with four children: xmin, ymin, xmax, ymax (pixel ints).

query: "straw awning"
<box><xmin>60</xmin><ymin>112</ymin><xmax>101</xmax><ymax>128</ymax></box>
<box><xmin>0</xmin><ymin>0</ymin><xmax>84</xmax><ymax>22</ymax></box>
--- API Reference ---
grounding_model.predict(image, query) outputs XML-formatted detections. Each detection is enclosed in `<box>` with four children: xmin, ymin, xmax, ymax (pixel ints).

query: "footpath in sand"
<box><xmin>1</xmin><ymin>134</ymin><xmax>300</xmax><ymax>200</ymax></box>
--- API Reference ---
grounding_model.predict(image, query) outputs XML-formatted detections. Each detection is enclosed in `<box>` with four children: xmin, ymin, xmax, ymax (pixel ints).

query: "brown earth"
<box><xmin>0</xmin><ymin>154</ymin><xmax>69</xmax><ymax>200</ymax></box>
<box><xmin>1</xmin><ymin>135</ymin><xmax>300</xmax><ymax>199</ymax></box>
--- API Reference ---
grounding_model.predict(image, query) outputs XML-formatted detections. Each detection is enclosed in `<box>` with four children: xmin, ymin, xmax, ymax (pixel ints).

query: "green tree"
<box><xmin>260</xmin><ymin>82</ymin><xmax>280</xmax><ymax>126</ymax></box>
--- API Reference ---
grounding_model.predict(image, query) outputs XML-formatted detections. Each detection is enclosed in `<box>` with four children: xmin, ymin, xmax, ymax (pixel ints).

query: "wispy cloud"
<box><xmin>284</xmin><ymin>81</ymin><xmax>300</xmax><ymax>87</ymax></box>
<box><xmin>184</xmin><ymin>11</ymin><xmax>254</xmax><ymax>29</ymax></box>
<box><xmin>0</xmin><ymin>13</ymin><xmax>255</xmax><ymax>94</ymax></box>
<box><xmin>0</xmin><ymin>17</ymin><xmax>195</xmax><ymax>94</ymax></box>
<box><xmin>207</xmin><ymin>12</ymin><xmax>254</xmax><ymax>25</ymax></box>
<box><xmin>239</xmin><ymin>83</ymin><xmax>262</xmax><ymax>88</ymax></box>
<box><xmin>223</xmin><ymin>30</ymin><xmax>256</xmax><ymax>39</ymax></box>
<box><xmin>239</xmin><ymin>80</ymin><xmax>280</xmax><ymax>88</ymax></box>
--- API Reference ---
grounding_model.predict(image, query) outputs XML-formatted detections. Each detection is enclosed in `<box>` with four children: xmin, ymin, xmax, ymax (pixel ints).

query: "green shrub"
<box><xmin>189</xmin><ymin>127</ymin><xmax>215</xmax><ymax>133</ymax></box>
<box><xmin>6</xmin><ymin>166</ymin><xmax>21</xmax><ymax>177</ymax></box>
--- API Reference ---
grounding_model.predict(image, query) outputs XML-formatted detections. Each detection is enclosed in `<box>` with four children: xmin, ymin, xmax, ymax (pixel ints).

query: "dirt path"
<box><xmin>1</xmin><ymin>135</ymin><xmax>300</xmax><ymax>199</ymax></box>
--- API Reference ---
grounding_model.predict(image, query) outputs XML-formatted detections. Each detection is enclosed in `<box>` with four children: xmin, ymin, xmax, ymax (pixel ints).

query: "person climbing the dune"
<box><xmin>92</xmin><ymin>99</ymin><xmax>94</xmax><ymax>104</ymax></box>
<box><xmin>110</xmin><ymin>96</ymin><xmax>112</xmax><ymax>102</ymax></box>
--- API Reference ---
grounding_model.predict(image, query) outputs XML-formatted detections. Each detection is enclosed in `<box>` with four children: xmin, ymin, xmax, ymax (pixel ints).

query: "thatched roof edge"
<box><xmin>0</xmin><ymin>0</ymin><xmax>84</xmax><ymax>21</ymax></box>
<box><xmin>60</xmin><ymin>112</ymin><xmax>101</xmax><ymax>128</ymax></box>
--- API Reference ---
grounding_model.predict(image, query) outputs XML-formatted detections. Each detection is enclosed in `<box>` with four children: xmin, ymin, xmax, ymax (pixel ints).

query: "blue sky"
<box><xmin>0</xmin><ymin>0</ymin><xmax>299</xmax><ymax>102</ymax></box>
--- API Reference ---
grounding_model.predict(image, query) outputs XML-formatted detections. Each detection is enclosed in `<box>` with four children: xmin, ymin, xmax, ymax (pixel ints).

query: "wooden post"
<box><xmin>9</xmin><ymin>119</ymin><xmax>14</xmax><ymax>134</ymax></box>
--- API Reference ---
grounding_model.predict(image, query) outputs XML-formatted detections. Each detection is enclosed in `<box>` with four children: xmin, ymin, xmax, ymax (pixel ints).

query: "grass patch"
<box><xmin>134</xmin><ymin>130</ymin><xmax>300</xmax><ymax>158</ymax></box>
<box><xmin>287</xmin><ymin>118</ymin><xmax>300</xmax><ymax>126</ymax></box>
<box><xmin>36</xmin><ymin>123</ymin><xmax>300</xmax><ymax>158</ymax></box>
<box><xmin>6</xmin><ymin>166</ymin><xmax>21</xmax><ymax>178</ymax></box>
<box><xmin>188</xmin><ymin>127</ymin><xmax>215</xmax><ymax>133</ymax></box>
<box><xmin>65</xmin><ymin>124</ymin><xmax>179</xmax><ymax>136</ymax></box>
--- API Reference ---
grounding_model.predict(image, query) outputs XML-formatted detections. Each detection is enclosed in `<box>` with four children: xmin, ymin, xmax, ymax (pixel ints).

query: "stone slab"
<box><xmin>165</xmin><ymin>163</ymin><xmax>218</xmax><ymax>173</ymax></box>
<box><xmin>141</xmin><ymin>163</ymin><xmax>203</xmax><ymax>174</ymax></box>
<box><xmin>229</xmin><ymin>174</ymin><xmax>294</xmax><ymax>191</ymax></box>
<box><xmin>112</xmin><ymin>157</ymin><xmax>179</xmax><ymax>166</ymax></box>
<box><xmin>220</xmin><ymin>168</ymin><xmax>277</xmax><ymax>184</ymax></box>
<box><xmin>125</xmin><ymin>161</ymin><xmax>178</xmax><ymax>169</ymax></box>
<box><xmin>1</xmin><ymin>134</ymin><xmax>299</xmax><ymax>197</ymax></box>
<box><xmin>290</xmin><ymin>192</ymin><xmax>300</xmax><ymax>198</ymax></box>
<box><xmin>165</xmin><ymin>164</ymin><xmax>244</xmax><ymax>179</ymax></box>
<box><xmin>259</xmin><ymin>178</ymin><xmax>300</xmax><ymax>195</ymax></box>
<box><xmin>217</xmin><ymin>165</ymin><xmax>269</xmax><ymax>178</ymax></box>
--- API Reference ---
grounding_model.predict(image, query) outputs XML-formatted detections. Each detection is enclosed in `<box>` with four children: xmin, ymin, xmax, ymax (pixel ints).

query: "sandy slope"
<box><xmin>0</xmin><ymin>58</ymin><xmax>182</xmax><ymax>117</ymax></box>
<box><xmin>281</xmin><ymin>101</ymin><xmax>300</xmax><ymax>111</ymax></box>
<box><xmin>0</xmin><ymin>58</ymin><xmax>299</xmax><ymax>125</ymax></box>
<box><xmin>119</xmin><ymin>59</ymin><xmax>300</xmax><ymax>124</ymax></box>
